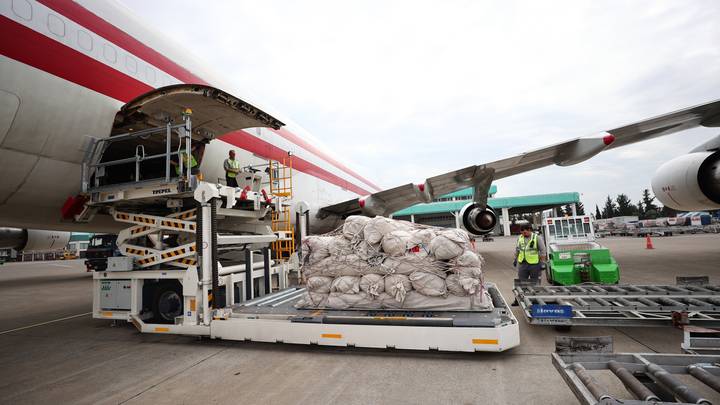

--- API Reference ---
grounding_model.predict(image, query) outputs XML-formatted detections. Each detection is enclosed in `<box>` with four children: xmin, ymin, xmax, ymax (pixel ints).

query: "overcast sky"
<box><xmin>120</xmin><ymin>0</ymin><xmax>720</xmax><ymax>212</ymax></box>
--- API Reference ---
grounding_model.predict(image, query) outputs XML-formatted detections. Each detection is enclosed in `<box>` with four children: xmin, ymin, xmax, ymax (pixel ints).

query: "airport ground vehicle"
<box><xmin>78</xmin><ymin>106</ymin><xmax>519</xmax><ymax>353</ymax></box>
<box><xmin>59</xmin><ymin>250</ymin><xmax>78</xmax><ymax>260</ymax></box>
<box><xmin>84</xmin><ymin>234</ymin><xmax>119</xmax><ymax>272</ymax></box>
<box><xmin>542</xmin><ymin>215</ymin><xmax>620</xmax><ymax>285</ymax></box>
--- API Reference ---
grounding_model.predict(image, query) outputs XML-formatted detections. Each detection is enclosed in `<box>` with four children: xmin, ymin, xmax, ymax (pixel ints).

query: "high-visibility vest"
<box><xmin>517</xmin><ymin>233</ymin><xmax>539</xmax><ymax>264</ymax></box>
<box><xmin>225</xmin><ymin>158</ymin><xmax>240</xmax><ymax>178</ymax></box>
<box><xmin>175</xmin><ymin>150</ymin><xmax>198</xmax><ymax>175</ymax></box>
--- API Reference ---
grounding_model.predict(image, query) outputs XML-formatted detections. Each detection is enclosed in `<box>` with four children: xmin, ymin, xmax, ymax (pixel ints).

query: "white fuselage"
<box><xmin>0</xmin><ymin>0</ymin><xmax>380</xmax><ymax>232</ymax></box>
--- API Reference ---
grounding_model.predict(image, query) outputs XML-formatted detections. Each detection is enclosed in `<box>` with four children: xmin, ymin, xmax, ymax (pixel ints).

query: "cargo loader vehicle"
<box><xmin>542</xmin><ymin>215</ymin><xmax>620</xmax><ymax>285</ymax></box>
<box><xmin>67</xmin><ymin>85</ymin><xmax>519</xmax><ymax>353</ymax></box>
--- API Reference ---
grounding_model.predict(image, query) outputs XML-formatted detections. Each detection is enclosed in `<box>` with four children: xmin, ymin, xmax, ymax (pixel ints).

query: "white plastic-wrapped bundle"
<box><xmin>354</xmin><ymin>240</ymin><xmax>382</xmax><ymax>261</ymax></box>
<box><xmin>453</xmin><ymin>266</ymin><xmax>482</xmax><ymax>278</ymax></box>
<box><xmin>342</xmin><ymin>215</ymin><xmax>371</xmax><ymax>240</ymax></box>
<box><xmin>381</xmin><ymin>230</ymin><xmax>412</xmax><ymax>256</ymax></box>
<box><xmin>412</xmin><ymin>228</ymin><xmax>436</xmax><ymax>245</ymax></box>
<box><xmin>381</xmin><ymin>256</ymin><xmax>445</xmax><ymax>276</ymax></box>
<box><xmin>401</xmin><ymin>291</ymin><xmax>472</xmax><ymax>311</ymax></box>
<box><xmin>302</xmin><ymin>235</ymin><xmax>334</xmax><ymax>264</ymax></box>
<box><xmin>359</xmin><ymin>273</ymin><xmax>385</xmax><ymax>297</ymax></box>
<box><xmin>306</xmin><ymin>276</ymin><xmax>334</xmax><ymax>293</ymax></box>
<box><xmin>430</xmin><ymin>229</ymin><xmax>471</xmax><ymax>260</ymax></box>
<box><xmin>364</xmin><ymin>217</ymin><xmax>408</xmax><ymax>244</ymax></box>
<box><xmin>298</xmin><ymin>216</ymin><xmax>490</xmax><ymax>311</ymax></box>
<box><xmin>409</xmin><ymin>271</ymin><xmax>447</xmax><ymax>297</ymax></box>
<box><xmin>452</xmin><ymin>250</ymin><xmax>481</xmax><ymax>268</ymax></box>
<box><xmin>328</xmin><ymin>237</ymin><xmax>352</xmax><ymax>257</ymax></box>
<box><xmin>326</xmin><ymin>292</ymin><xmax>380</xmax><ymax>309</ymax></box>
<box><xmin>330</xmin><ymin>276</ymin><xmax>361</xmax><ymax>294</ymax></box>
<box><xmin>445</xmin><ymin>274</ymin><xmax>481</xmax><ymax>296</ymax></box>
<box><xmin>471</xmin><ymin>290</ymin><xmax>494</xmax><ymax>311</ymax></box>
<box><xmin>385</xmin><ymin>274</ymin><xmax>412</xmax><ymax>302</ymax></box>
<box><xmin>295</xmin><ymin>291</ymin><xmax>329</xmax><ymax>308</ymax></box>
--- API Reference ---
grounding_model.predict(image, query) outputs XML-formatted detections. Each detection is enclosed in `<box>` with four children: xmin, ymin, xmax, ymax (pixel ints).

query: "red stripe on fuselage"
<box><xmin>1</xmin><ymin>16</ymin><xmax>151</xmax><ymax>102</ymax></box>
<box><xmin>37</xmin><ymin>0</ymin><xmax>208</xmax><ymax>85</ymax></box>
<box><xmin>221</xmin><ymin>131</ymin><xmax>371</xmax><ymax>195</ymax></box>
<box><xmin>2</xmin><ymin>9</ymin><xmax>374</xmax><ymax>195</ymax></box>
<box><xmin>36</xmin><ymin>0</ymin><xmax>378</xmax><ymax>193</ymax></box>
<box><xmin>273</xmin><ymin>128</ymin><xmax>381</xmax><ymax>191</ymax></box>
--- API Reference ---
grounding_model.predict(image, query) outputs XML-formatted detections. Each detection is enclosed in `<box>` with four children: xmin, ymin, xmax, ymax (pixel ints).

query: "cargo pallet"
<box><xmin>215</xmin><ymin>283</ymin><xmax>519</xmax><ymax>352</ymax></box>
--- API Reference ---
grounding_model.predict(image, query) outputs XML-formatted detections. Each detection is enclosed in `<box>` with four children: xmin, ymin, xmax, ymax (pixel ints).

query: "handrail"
<box><xmin>81</xmin><ymin>115</ymin><xmax>195</xmax><ymax>193</ymax></box>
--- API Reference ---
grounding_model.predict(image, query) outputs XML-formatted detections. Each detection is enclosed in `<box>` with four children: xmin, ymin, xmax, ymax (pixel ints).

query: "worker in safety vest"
<box><xmin>514</xmin><ymin>223</ymin><xmax>546</xmax><ymax>282</ymax></box>
<box><xmin>224</xmin><ymin>150</ymin><xmax>241</xmax><ymax>187</ymax></box>
<box><xmin>170</xmin><ymin>142</ymin><xmax>202</xmax><ymax>177</ymax></box>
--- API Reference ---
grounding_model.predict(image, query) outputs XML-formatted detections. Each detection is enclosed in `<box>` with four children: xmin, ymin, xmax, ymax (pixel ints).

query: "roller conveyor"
<box><xmin>513</xmin><ymin>282</ymin><xmax>720</xmax><ymax>327</ymax></box>
<box><xmin>553</xmin><ymin>352</ymin><xmax>720</xmax><ymax>404</ymax></box>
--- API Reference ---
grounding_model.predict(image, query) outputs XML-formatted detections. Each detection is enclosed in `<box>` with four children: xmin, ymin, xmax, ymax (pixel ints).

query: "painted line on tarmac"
<box><xmin>48</xmin><ymin>263</ymin><xmax>73</xmax><ymax>268</ymax></box>
<box><xmin>0</xmin><ymin>312</ymin><xmax>92</xmax><ymax>335</ymax></box>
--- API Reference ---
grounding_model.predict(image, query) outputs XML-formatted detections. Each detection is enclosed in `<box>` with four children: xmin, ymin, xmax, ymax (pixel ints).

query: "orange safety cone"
<box><xmin>645</xmin><ymin>234</ymin><xmax>654</xmax><ymax>250</ymax></box>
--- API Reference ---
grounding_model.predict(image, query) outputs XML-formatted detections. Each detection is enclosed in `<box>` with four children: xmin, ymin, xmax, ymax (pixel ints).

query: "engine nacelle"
<box><xmin>0</xmin><ymin>228</ymin><xmax>70</xmax><ymax>252</ymax></box>
<box><xmin>459</xmin><ymin>203</ymin><xmax>498</xmax><ymax>235</ymax></box>
<box><xmin>651</xmin><ymin>151</ymin><xmax>720</xmax><ymax>211</ymax></box>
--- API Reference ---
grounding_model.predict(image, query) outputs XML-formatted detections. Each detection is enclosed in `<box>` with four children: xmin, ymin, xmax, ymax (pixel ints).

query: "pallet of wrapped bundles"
<box><xmin>296</xmin><ymin>215</ymin><xmax>493</xmax><ymax>311</ymax></box>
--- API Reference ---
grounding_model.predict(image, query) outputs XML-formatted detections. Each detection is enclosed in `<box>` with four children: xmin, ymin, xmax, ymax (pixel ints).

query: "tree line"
<box><xmin>594</xmin><ymin>189</ymin><xmax>675</xmax><ymax>220</ymax></box>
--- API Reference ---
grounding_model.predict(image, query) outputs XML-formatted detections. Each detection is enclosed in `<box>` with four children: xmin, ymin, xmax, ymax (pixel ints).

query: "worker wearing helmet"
<box><xmin>224</xmin><ymin>150</ymin><xmax>241</xmax><ymax>187</ymax></box>
<box><xmin>514</xmin><ymin>224</ymin><xmax>546</xmax><ymax>282</ymax></box>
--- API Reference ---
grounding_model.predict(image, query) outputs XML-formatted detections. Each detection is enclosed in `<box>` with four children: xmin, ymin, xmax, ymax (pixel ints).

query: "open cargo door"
<box><xmin>94</xmin><ymin>85</ymin><xmax>285</xmax><ymax>185</ymax></box>
<box><xmin>111</xmin><ymin>84</ymin><xmax>284</xmax><ymax>138</ymax></box>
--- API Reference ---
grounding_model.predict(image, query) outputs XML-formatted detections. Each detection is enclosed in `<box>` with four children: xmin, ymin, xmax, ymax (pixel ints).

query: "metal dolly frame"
<box><xmin>513</xmin><ymin>282</ymin><xmax>720</xmax><ymax>327</ymax></box>
<box><xmin>553</xmin><ymin>352</ymin><xmax>720</xmax><ymax>404</ymax></box>
<box><xmin>208</xmin><ymin>283</ymin><xmax>521</xmax><ymax>353</ymax></box>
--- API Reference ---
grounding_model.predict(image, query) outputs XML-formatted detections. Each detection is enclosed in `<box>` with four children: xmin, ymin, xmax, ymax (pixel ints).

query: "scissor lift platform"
<box><xmin>514</xmin><ymin>282</ymin><xmax>720</xmax><ymax>327</ymax></box>
<box><xmin>209</xmin><ymin>283</ymin><xmax>520</xmax><ymax>352</ymax></box>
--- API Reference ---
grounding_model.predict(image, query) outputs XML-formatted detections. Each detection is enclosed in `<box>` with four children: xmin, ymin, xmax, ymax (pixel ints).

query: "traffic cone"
<box><xmin>646</xmin><ymin>235</ymin><xmax>654</xmax><ymax>250</ymax></box>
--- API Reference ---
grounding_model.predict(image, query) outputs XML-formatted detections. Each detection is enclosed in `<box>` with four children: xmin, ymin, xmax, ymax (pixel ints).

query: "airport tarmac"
<box><xmin>1</xmin><ymin>233</ymin><xmax>719</xmax><ymax>404</ymax></box>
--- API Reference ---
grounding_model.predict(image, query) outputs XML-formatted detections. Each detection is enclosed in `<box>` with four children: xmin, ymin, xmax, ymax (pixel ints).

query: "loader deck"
<box><xmin>232</xmin><ymin>283</ymin><xmax>514</xmax><ymax>327</ymax></box>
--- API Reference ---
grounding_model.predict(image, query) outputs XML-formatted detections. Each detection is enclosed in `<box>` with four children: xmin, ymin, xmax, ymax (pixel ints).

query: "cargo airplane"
<box><xmin>1</xmin><ymin>0</ymin><xmax>719</xmax><ymax>251</ymax></box>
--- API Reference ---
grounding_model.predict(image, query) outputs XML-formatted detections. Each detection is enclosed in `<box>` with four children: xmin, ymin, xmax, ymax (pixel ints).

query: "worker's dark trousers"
<box><xmin>226</xmin><ymin>176</ymin><xmax>238</xmax><ymax>187</ymax></box>
<box><xmin>517</xmin><ymin>262</ymin><xmax>542</xmax><ymax>281</ymax></box>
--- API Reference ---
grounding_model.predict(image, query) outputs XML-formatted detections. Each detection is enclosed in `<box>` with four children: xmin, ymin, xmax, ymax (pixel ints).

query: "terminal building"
<box><xmin>391</xmin><ymin>185</ymin><xmax>580</xmax><ymax>236</ymax></box>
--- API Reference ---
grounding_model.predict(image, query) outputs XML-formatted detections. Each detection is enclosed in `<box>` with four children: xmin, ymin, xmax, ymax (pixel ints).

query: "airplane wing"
<box><xmin>319</xmin><ymin>98</ymin><xmax>720</xmax><ymax>218</ymax></box>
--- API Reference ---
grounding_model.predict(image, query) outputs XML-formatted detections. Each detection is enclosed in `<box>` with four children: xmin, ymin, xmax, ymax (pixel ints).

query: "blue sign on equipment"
<box><xmin>530</xmin><ymin>304</ymin><xmax>573</xmax><ymax>318</ymax></box>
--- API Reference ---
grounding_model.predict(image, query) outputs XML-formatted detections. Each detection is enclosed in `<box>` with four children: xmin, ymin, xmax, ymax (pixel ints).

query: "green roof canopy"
<box><xmin>393</xmin><ymin>192</ymin><xmax>580</xmax><ymax>216</ymax></box>
<box><xmin>439</xmin><ymin>185</ymin><xmax>497</xmax><ymax>199</ymax></box>
<box><xmin>69</xmin><ymin>232</ymin><xmax>94</xmax><ymax>242</ymax></box>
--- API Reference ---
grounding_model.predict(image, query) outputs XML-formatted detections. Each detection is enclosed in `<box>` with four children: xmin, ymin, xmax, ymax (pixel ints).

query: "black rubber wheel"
<box><xmin>152</xmin><ymin>282</ymin><xmax>183</xmax><ymax>324</ymax></box>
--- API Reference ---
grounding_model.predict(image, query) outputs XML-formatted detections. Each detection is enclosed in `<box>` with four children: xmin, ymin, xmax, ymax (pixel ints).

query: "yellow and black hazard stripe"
<box><xmin>161</xmin><ymin>247</ymin><xmax>188</xmax><ymax>259</ymax></box>
<box><xmin>161</xmin><ymin>220</ymin><xmax>187</xmax><ymax>229</ymax></box>
<box><xmin>130</xmin><ymin>226</ymin><xmax>151</xmax><ymax>235</ymax></box>
<box><xmin>125</xmin><ymin>247</ymin><xmax>149</xmax><ymax>255</ymax></box>
<box><xmin>174</xmin><ymin>258</ymin><xmax>197</xmax><ymax>266</ymax></box>
<box><xmin>176</xmin><ymin>209</ymin><xmax>196</xmax><ymax>220</ymax></box>
<box><xmin>137</xmin><ymin>257</ymin><xmax>156</xmax><ymax>266</ymax></box>
<box><xmin>132</xmin><ymin>215</ymin><xmax>156</xmax><ymax>224</ymax></box>
<box><xmin>116</xmin><ymin>213</ymin><xmax>131</xmax><ymax>220</ymax></box>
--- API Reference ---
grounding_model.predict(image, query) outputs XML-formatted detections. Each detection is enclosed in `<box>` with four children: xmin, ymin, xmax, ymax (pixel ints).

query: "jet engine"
<box><xmin>651</xmin><ymin>151</ymin><xmax>720</xmax><ymax>211</ymax></box>
<box><xmin>459</xmin><ymin>202</ymin><xmax>498</xmax><ymax>235</ymax></box>
<box><xmin>0</xmin><ymin>228</ymin><xmax>71</xmax><ymax>252</ymax></box>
